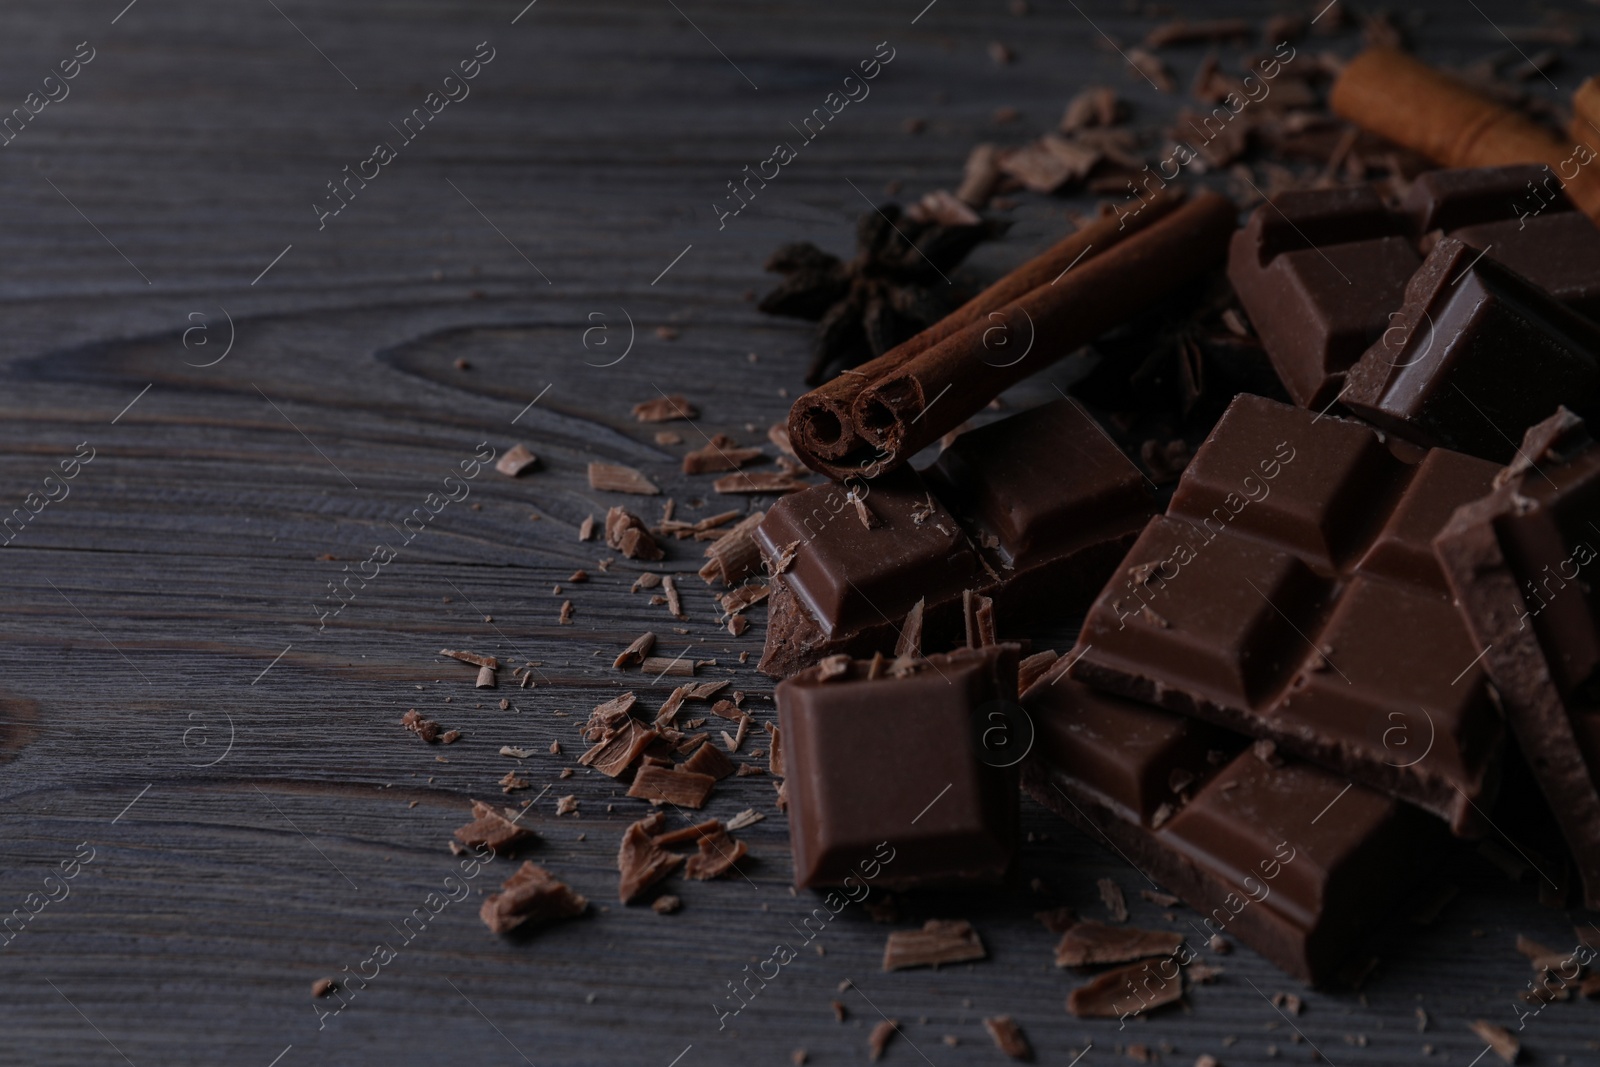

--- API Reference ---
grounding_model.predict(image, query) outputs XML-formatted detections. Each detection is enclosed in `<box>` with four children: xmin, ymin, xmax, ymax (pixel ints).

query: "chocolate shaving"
<box><xmin>578</xmin><ymin>515</ymin><xmax>596</xmax><ymax>541</ymax></box>
<box><xmin>605</xmin><ymin>506</ymin><xmax>665</xmax><ymax>561</ymax></box>
<box><xmin>963</xmin><ymin>590</ymin><xmax>997</xmax><ymax>648</ymax></box>
<box><xmin>633</xmin><ymin>572</ymin><xmax>662</xmax><ymax>591</ymax></box>
<box><xmin>453</xmin><ymin>800</ymin><xmax>536</xmax><ymax>856</ymax></box>
<box><xmin>719</xmin><ymin>583</ymin><xmax>770</xmax><ymax>615</ymax></box>
<box><xmin>641</xmin><ymin>656</ymin><xmax>695</xmax><ymax>677</ymax></box>
<box><xmin>1467</xmin><ymin>1020</ymin><xmax>1519</xmax><ymax>1063</ymax></box>
<box><xmin>632</xmin><ymin>395</ymin><xmax>698</xmax><ymax>422</ymax></box>
<box><xmin>1018</xmin><ymin>649</ymin><xmax>1059</xmax><ymax>691</ymax></box>
<box><xmin>654</xmin><ymin>684</ymin><xmax>693</xmax><ymax>727</ymax></box>
<box><xmin>684</xmin><ymin>828</ymin><xmax>748</xmax><ymax>880</ymax></box>
<box><xmin>1055</xmin><ymin>921</ymin><xmax>1184</xmax><ymax>967</ymax></box>
<box><xmin>958</xmin><ymin>143</ymin><xmax>1003</xmax><ymax>207</ymax></box>
<box><xmin>500</xmin><ymin>770</ymin><xmax>529</xmax><ymax>793</ymax></box>
<box><xmin>1140</xmin><ymin>889</ymin><xmax>1180</xmax><ymax>907</ymax></box>
<box><xmin>683</xmin><ymin>741</ymin><xmax>737</xmax><ymax>780</ymax></box>
<box><xmin>722</xmin><ymin>716</ymin><xmax>749</xmax><ymax>752</ymax></box>
<box><xmin>479</xmin><ymin>861</ymin><xmax>587</xmax><ymax>934</ymax></box>
<box><xmin>713</xmin><ymin>471</ymin><xmax>809</xmax><ymax>495</ymax></box>
<box><xmin>1143</xmin><ymin>17</ymin><xmax>1252</xmax><ymax>46</ymax></box>
<box><xmin>868</xmin><ymin>1020</ymin><xmax>899</xmax><ymax>1063</ymax></box>
<box><xmin>579</xmin><ymin>720</ymin><xmax>658</xmax><ymax>778</ymax></box>
<box><xmin>1035</xmin><ymin>906</ymin><xmax>1078</xmax><ymax>934</ymax></box>
<box><xmin>851</xmin><ymin>491</ymin><xmax>880</xmax><ymax>529</ymax></box>
<box><xmin>652</xmin><ymin>818</ymin><xmax>722</xmax><ymax>847</ymax></box>
<box><xmin>1061</xmin><ymin>86</ymin><xmax>1122</xmax><ymax>131</ymax></box>
<box><xmin>894</xmin><ymin>598</ymin><xmax>925</xmax><ymax>659</ymax></box>
<box><xmin>558</xmin><ymin>600</ymin><xmax>574</xmax><ymax>625</ymax></box>
<box><xmin>1098</xmin><ymin>878</ymin><xmax>1129</xmax><ymax>922</ymax></box>
<box><xmin>767</xmin><ymin>422</ymin><xmax>796</xmax><ymax>456</ymax></box>
<box><xmin>764</xmin><ymin>722</ymin><xmax>784</xmax><ymax>777</ymax></box>
<box><xmin>699</xmin><ymin>512</ymin><xmax>766</xmax><ymax>586</ymax></box>
<box><xmin>495</xmin><ymin>444</ymin><xmax>539</xmax><ymax>477</ymax></box>
<box><xmin>475</xmin><ymin>664</ymin><xmax>496</xmax><ymax>689</ymax></box>
<box><xmin>882</xmin><ymin>919</ymin><xmax>987</xmax><ymax>971</ymax></box>
<box><xmin>555</xmin><ymin>795</ymin><xmax>579</xmax><ymax>816</ymax></box>
<box><xmin>1067</xmin><ymin>959</ymin><xmax>1183</xmax><ymax>1018</ymax></box>
<box><xmin>726</xmin><ymin>808</ymin><xmax>764</xmax><ymax>831</ymax></box>
<box><xmin>584</xmin><ymin>692</ymin><xmax>637</xmax><ymax>739</ymax></box>
<box><xmin>440</xmin><ymin>648</ymin><xmax>498</xmax><ymax>669</ymax></box>
<box><xmin>614</xmin><ymin>632</ymin><xmax>656</xmax><ymax>669</ymax></box>
<box><xmin>1125</xmin><ymin>47</ymin><xmax>1175</xmax><ymax>91</ymax></box>
<box><xmin>662</xmin><ymin>575</ymin><xmax>684</xmax><ymax>619</ymax></box>
<box><xmin>682</xmin><ymin>434</ymin><xmax>767</xmax><ymax>474</ymax></box>
<box><xmin>618</xmin><ymin>814</ymin><xmax>684</xmax><ymax>903</ymax></box>
<box><xmin>588</xmin><ymin>462</ymin><xmax>660</xmax><ymax>495</ymax></box>
<box><xmin>627</xmin><ymin>765</ymin><xmax>716</xmax><ymax>808</ymax></box>
<box><xmin>651</xmin><ymin>894</ymin><xmax>681</xmax><ymax>914</ymax></box>
<box><xmin>982</xmin><ymin>1016</ymin><xmax>1033</xmax><ymax>1061</ymax></box>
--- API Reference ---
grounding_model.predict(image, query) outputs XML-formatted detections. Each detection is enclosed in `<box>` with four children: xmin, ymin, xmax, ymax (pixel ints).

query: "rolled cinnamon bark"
<box><xmin>785</xmin><ymin>188</ymin><xmax>1187</xmax><ymax>473</ymax></box>
<box><xmin>1330</xmin><ymin>48</ymin><xmax>1600</xmax><ymax>220</ymax></box>
<box><xmin>840</xmin><ymin>191</ymin><xmax>1237</xmax><ymax>475</ymax></box>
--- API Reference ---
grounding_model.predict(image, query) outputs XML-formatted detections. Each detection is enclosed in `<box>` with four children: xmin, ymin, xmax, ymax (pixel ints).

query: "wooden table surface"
<box><xmin>3</xmin><ymin>1</ymin><xmax>1598</xmax><ymax>1064</ymax></box>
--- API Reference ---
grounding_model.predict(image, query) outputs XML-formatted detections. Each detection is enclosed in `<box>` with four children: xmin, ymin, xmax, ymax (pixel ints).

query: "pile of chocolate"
<box><xmin>761</xmin><ymin>161</ymin><xmax>1600</xmax><ymax>998</ymax></box>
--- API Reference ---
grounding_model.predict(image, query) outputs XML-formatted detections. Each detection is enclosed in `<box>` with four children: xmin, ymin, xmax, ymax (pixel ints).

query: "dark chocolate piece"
<box><xmin>1021</xmin><ymin>670</ymin><xmax>1444</xmax><ymax>985</ymax></box>
<box><xmin>777</xmin><ymin>645</ymin><xmax>1020</xmax><ymax>890</ymax></box>
<box><xmin>757</xmin><ymin>398</ymin><xmax>1155</xmax><ymax>678</ymax></box>
<box><xmin>1227</xmin><ymin>184</ymin><xmax>1421</xmax><ymax>408</ymax></box>
<box><xmin>1434</xmin><ymin>408</ymin><xmax>1600</xmax><ymax>908</ymax></box>
<box><xmin>1071</xmin><ymin>393</ymin><xmax>1505</xmax><ymax>832</ymax></box>
<box><xmin>1342</xmin><ymin>237</ymin><xmax>1600</xmax><ymax>463</ymax></box>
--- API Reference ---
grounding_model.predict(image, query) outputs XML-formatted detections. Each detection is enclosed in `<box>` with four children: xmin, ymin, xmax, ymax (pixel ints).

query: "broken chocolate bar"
<box><xmin>1022</xmin><ymin>670</ymin><xmax>1444</xmax><ymax>985</ymax></box>
<box><xmin>1070</xmin><ymin>393</ymin><xmax>1505</xmax><ymax>833</ymax></box>
<box><xmin>1227</xmin><ymin>184</ymin><xmax>1421</xmax><ymax>409</ymax></box>
<box><xmin>1342</xmin><ymin>237</ymin><xmax>1600</xmax><ymax>463</ymax></box>
<box><xmin>757</xmin><ymin>398</ymin><xmax>1155</xmax><ymax>678</ymax></box>
<box><xmin>1435</xmin><ymin>408</ymin><xmax>1600</xmax><ymax>908</ymax></box>
<box><xmin>777</xmin><ymin>645</ymin><xmax>1020</xmax><ymax>889</ymax></box>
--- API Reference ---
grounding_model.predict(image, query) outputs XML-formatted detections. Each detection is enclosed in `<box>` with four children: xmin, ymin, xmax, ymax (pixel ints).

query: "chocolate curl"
<box><xmin>785</xmin><ymin>188</ymin><xmax>1187</xmax><ymax>474</ymax></box>
<box><xmin>1331</xmin><ymin>49</ymin><xmax>1600</xmax><ymax>220</ymax></box>
<box><xmin>1572</xmin><ymin>75</ymin><xmax>1600</xmax><ymax>152</ymax></box>
<box><xmin>848</xmin><ymin>191</ymin><xmax>1238</xmax><ymax>473</ymax></box>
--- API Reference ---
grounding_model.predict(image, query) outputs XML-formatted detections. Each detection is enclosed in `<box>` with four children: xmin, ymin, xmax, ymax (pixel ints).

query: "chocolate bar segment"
<box><xmin>1434</xmin><ymin>409</ymin><xmax>1600</xmax><ymax>908</ymax></box>
<box><xmin>777</xmin><ymin>645</ymin><xmax>1021</xmax><ymax>890</ymax></box>
<box><xmin>1022</xmin><ymin>670</ymin><xmax>1443</xmax><ymax>985</ymax></box>
<box><xmin>1227</xmin><ymin>184</ymin><xmax>1420</xmax><ymax>408</ymax></box>
<box><xmin>1342</xmin><ymin>237</ymin><xmax>1600</xmax><ymax>463</ymax></box>
<box><xmin>1072</xmin><ymin>393</ymin><xmax>1505</xmax><ymax>832</ymax></box>
<box><xmin>757</xmin><ymin>398</ymin><xmax>1155</xmax><ymax>677</ymax></box>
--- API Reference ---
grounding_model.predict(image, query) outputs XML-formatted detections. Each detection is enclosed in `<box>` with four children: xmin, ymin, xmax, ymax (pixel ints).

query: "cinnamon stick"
<box><xmin>1331</xmin><ymin>49</ymin><xmax>1600</xmax><ymax>220</ymax></box>
<box><xmin>843</xmin><ymin>191</ymin><xmax>1237</xmax><ymax>475</ymax></box>
<box><xmin>785</xmin><ymin>188</ymin><xmax>1187</xmax><ymax>474</ymax></box>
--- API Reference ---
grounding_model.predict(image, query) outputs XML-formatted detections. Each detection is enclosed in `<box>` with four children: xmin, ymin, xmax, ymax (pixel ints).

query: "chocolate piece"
<box><xmin>1072</xmin><ymin>394</ymin><xmax>1504</xmax><ymax>832</ymax></box>
<box><xmin>1227</xmin><ymin>184</ymin><xmax>1421</xmax><ymax>408</ymax></box>
<box><xmin>1022</xmin><ymin>671</ymin><xmax>1444</xmax><ymax>985</ymax></box>
<box><xmin>1054</xmin><ymin>921</ymin><xmax>1184</xmax><ymax>967</ymax></box>
<box><xmin>1066</xmin><ymin>958</ymin><xmax>1184</xmax><ymax>1018</ymax></box>
<box><xmin>881</xmin><ymin>919</ymin><xmax>987</xmax><ymax>971</ymax></box>
<box><xmin>479</xmin><ymin>862</ymin><xmax>587</xmax><ymax>935</ymax></box>
<box><xmin>684</xmin><ymin>828</ymin><xmax>747</xmax><ymax>880</ymax></box>
<box><xmin>982</xmin><ymin>1015</ymin><xmax>1033</xmax><ymax>1061</ymax></box>
<box><xmin>453</xmin><ymin>801</ymin><xmax>536</xmax><ymax>856</ymax></box>
<box><xmin>1342</xmin><ymin>237</ymin><xmax>1600</xmax><ymax>463</ymax></box>
<box><xmin>618</xmin><ymin>813</ymin><xmax>683</xmax><ymax>903</ymax></box>
<box><xmin>626</xmin><ymin>765</ymin><xmax>716</xmax><ymax>808</ymax></box>
<box><xmin>1434</xmin><ymin>409</ymin><xmax>1600</xmax><ymax>908</ymax></box>
<box><xmin>777</xmin><ymin>645</ymin><xmax>1020</xmax><ymax>889</ymax></box>
<box><xmin>757</xmin><ymin>398</ymin><xmax>1154</xmax><ymax>677</ymax></box>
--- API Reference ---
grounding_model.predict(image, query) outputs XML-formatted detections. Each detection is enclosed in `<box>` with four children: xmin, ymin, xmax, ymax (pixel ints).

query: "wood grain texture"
<box><xmin>1</xmin><ymin>1</ymin><xmax>1597</xmax><ymax>1064</ymax></box>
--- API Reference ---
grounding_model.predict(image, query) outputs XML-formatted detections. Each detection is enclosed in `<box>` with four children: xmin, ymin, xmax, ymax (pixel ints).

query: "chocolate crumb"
<box><xmin>1098</xmin><ymin>877</ymin><xmax>1129</xmax><ymax>922</ymax></box>
<box><xmin>632</xmin><ymin>395</ymin><xmax>698</xmax><ymax>423</ymax></box>
<box><xmin>1467</xmin><ymin>1020</ymin><xmax>1518</xmax><ymax>1063</ymax></box>
<box><xmin>453</xmin><ymin>800</ymin><xmax>536</xmax><ymax>856</ymax></box>
<box><xmin>1055</xmin><ymin>921</ymin><xmax>1183</xmax><ymax>967</ymax></box>
<box><xmin>831</xmin><ymin>1000</ymin><xmax>847</xmax><ymax>1022</ymax></box>
<box><xmin>312</xmin><ymin>978</ymin><xmax>336</xmax><ymax>999</ymax></box>
<box><xmin>558</xmin><ymin>600</ymin><xmax>574</xmax><ymax>625</ymax></box>
<box><xmin>868</xmin><ymin>1019</ymin><xmax>899</xmax><ymax>1063</ymax></box>
<box><xmin>983</xmin><ymin>1015</ymin><xmax>1033</xmax><ymax>1061</ymax></box>
<box><xmin>495</xmin><ymin>444</ymin><xmax>539</xmax><ymax>477</ymax></box>
<box><xmin>652</xmin><ymin>894</ymin><xmax>682</xmax><ymax>914</ymax></box>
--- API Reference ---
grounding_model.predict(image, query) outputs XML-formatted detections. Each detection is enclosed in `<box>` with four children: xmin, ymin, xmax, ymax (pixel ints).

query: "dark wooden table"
<box><xmin>3</xmin><ymin>1</ymin><xmax>1598</xmax><ymax>1064</ymax></box>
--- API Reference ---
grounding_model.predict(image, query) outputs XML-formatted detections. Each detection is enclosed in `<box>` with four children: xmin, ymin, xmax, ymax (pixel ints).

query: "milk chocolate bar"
<box><xmin>1435</xmin><ymin>409</ymin><xmax>1600</xmax><ymax>908</ymax></box>
<box><xmin>756</xmin><ymin>398</ymin><xmax>1156</xmax><ymax>678</ymax></box>
<box><xmin>777</xmin><ymin>644</ymin><xmax>1021</xmax><ymax>889</ymax></box>
<box><xmin>1341</xmin><ymin>237</ymin><xmax>1600</xmax><ymax>463</ymax></box>
<box><xmin>1021</xmin><ymin>669</ymin><xmax>1444</xmax><ymax>985</ymax></box>
<box><xmin>1070</xmin><ymin>393</ymin><xmax>1506</xmax><ymax>833</ymax></box>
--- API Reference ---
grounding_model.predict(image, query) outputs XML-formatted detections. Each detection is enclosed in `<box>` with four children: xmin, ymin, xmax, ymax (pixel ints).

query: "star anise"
<box><xmin>758</xmin><ymin>192</ymin><xmax>1009</xmax><ymax>384</ymax></box>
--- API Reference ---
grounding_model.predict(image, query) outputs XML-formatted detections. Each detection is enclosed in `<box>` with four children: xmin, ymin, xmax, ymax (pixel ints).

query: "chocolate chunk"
<box><xmin>626</xmin><ymin>765</ymin><xmax>716</xmax><ymax>808</ymax></box>
<box><xmin>881</xmin><ymin>919</ymin><xmax>987</xmax><ymax>971</ymax></box>
<box><xmin>1022</xmin><ymin>672</ymin><xmax>1445</xmax><ymax>985</ymax></box>
<box><xmin>579</xmin><ymin>720</ymin><xmax>658</xmax><ymax>779</ymax></box>
<box><xmin>617</xmin><ymin>813</ymin><xmax>684</xmax><ymax>903</ymax></box>
<box><xmin>1227</xmin><ymin>184</ymin><xmax>1420</xmax><ymax>408</ymax></box>
<box><xmin>1434</xmin><ymin>408</ymin><xmax>1600</xmax><ymax>908</ymax></box>
<box><xmin>684</xmin><ymin>828</ymin><xmax>747</xmax><ymax>880</ymax></box>
<box><xmin>453</xmin><ymin>800</ymin><xmax>537</xmax><ymax>856</ymax></box>
<box><xmin>1072</xmin><ymin>394</ymin><xmax>1505</xmax><ymax>832</ymax></box>
<box><xmin>1066</xmin><ymin>958</ymin><xmax>1184</xmax><ymax>1019</ymax></box>
<box><xmin>778</xmin><ymin>645</ymin><xmax>1020</xmax><ymax>889</ymax></box>
<box><xmin>758</xmin><ymin>398</ymin><xmax>1154</xmax><ymax>677</ymax></box>
<box><xmin>605</xmin><ymin>507</ymin><xmax>665</xmax><ymax>561</ymax></box>
<box><xmin>1342</xmin><ymin>237</ymin><xmax>1600</xmax><ymax>463</ymax></box>
<box><xmin>479</xmin><ymin>861</ymin><xmax>587</xmax><ymax>935</ymax></box>
<box><xmin>1054</xmin><ymin>921</ymin><xmax>1183</xmax><ymax>967</ymax></box>
<box><xmin>682</xmin><ymin>740</ymin><xmax>736</xmax><ymax>780</ymax></box>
